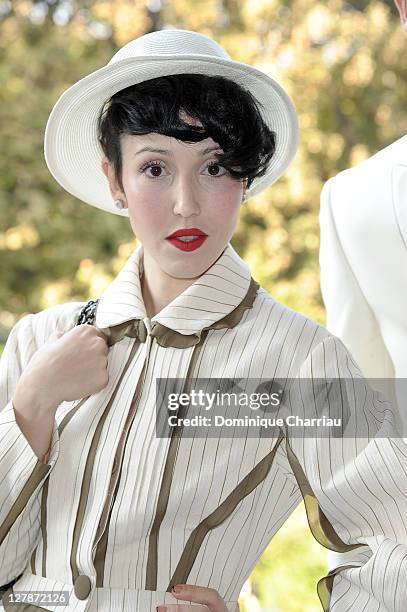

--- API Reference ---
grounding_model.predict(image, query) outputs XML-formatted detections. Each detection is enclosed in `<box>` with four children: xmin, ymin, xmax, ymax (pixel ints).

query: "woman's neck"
<box><xmin>140</xmin><ymin>251</ymin><xmax>198</xmax><ymax>319</ymax></box>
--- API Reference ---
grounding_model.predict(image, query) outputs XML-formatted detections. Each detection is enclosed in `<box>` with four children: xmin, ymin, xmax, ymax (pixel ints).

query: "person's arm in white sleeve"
<box><xmin>284</xmin><ymin>334</ymin><xmax>407</xmax><ymax>611</ymax></box>
<box><xmin>319</xmin><ymin>175</ymin><xmax>404</xmax><ymax>577</ymax></box>
<box><xmin>319</xmin><ymin>177</ymin><xmax>395</xmax><ymax>380</ymax></box>
<box><xmin>0</xmin><ymin>313</ymin><xmax>60</xmax><ymax>586</ymax></box>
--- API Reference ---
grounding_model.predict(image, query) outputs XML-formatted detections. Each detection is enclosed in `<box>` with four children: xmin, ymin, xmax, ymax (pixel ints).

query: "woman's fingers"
<box><xmin>169</xmin><ymin>583</ymin><xmax>229</xmax><ymax>611</ymax></box>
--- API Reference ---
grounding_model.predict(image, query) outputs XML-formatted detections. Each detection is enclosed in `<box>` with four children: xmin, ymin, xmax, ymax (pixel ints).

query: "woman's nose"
<box><xmin>172</xmin><ymin>176</ymin><xmax>201</xmax><ymax>217</ymax></box>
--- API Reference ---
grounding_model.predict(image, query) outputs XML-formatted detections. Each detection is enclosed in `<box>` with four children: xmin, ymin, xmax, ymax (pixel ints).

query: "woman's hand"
<box><xmin>14</xmin><ymin>324</ymin><xmax>110</xmax><ymax>410</ymax></box>
<box><xmin>156</xmin><ymin>584</ymin><xmax>234</xmax><ymax>611</ymax></box>
<box><xmin>12</xmin><ymin>324</ymin><xmax>110</xmax><ymax>463</ymax></box>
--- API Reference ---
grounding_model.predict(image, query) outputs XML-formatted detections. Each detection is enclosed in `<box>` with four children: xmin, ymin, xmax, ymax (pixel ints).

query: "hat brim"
<box><xmin>44</xmin><ymin>54</ymin><xmax>299</xmax><ymax>216</ymax></box>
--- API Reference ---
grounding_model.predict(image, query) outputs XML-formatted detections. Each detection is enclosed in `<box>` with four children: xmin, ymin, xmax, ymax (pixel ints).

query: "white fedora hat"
<box><xmin>44</xmin><ymin>28</ymin><xmax>299</xmax><ymax>217</ymax></box>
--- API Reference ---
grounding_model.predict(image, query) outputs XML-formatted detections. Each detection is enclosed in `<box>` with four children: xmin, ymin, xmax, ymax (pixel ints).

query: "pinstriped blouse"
<box><xmin>0</xmin><ymin>242</ymin><xmax>406</xmax><ymax>611</ymax></box>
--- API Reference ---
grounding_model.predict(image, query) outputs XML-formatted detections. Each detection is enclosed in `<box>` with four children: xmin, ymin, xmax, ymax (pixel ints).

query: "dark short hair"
<box><xmin>97</xmin><ymin>74</ymin><xmax>276</xmax><ymax>193</ymax></box>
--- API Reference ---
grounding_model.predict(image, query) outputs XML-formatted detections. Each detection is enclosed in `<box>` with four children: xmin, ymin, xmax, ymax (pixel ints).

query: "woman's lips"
<box><xmin>165</xmin><ymin>228</ymin><xmax>208</xmax><ymax>252</ymax></box>
<box><xmin>166</xmin><ymin>235</ymin><xmax>208</xmax><ymax>252</ymax></box>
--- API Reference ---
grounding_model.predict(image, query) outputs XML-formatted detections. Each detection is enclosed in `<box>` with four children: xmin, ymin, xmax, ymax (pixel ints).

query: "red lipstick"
<box><xmin>165</xmin><ymin>228</ymin><xmax>208</xmax><ymax>252</ymax></box>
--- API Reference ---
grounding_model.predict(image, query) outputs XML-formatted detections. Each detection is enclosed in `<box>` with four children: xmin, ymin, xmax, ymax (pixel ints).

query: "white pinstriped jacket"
<box><xmin>1</xmin><ymin>242</ymin><xmax>406</xmax><ymax>611</ymax></box>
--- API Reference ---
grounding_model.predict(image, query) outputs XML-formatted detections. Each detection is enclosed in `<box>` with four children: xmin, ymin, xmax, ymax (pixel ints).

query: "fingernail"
<box><xmin>156</xmin><ymin>607</ymin><xmax>167</xmax><ymax>611</ymax></box>
<box><xmin>172</xmin><ymin>584</ymin><xmax>182</xmax><ymax>593</ymax></box>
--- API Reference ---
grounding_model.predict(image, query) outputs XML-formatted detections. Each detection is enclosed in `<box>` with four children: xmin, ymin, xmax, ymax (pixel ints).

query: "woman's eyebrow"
<box><xmin>133</xmin><ymin>145</ymin><xmax>222</xmax><ymax>157</ymax></box>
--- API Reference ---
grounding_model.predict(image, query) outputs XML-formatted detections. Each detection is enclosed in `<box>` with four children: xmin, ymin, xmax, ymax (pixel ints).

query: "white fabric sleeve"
<box><xmin>319</xmin><ymin>175</ymin><xmax>405</xmax><ymax>579</ymax></box>
<box><xmin>0</xmin><ymin>314</ymin><xmax>60</xmax><ymax>585</ymax></box>
<box><xmin>284</xmin><ymin>335</ymin><xmax>407</xmax><ymax>611</ymax></box>
<box><xmin>319</xmin><ymin>177</ymin><xmax>395</xmax><ymax>380</ymax></box>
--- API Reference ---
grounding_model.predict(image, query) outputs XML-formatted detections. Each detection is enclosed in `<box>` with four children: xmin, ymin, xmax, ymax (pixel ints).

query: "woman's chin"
<box><xmin>158</xmin><ymin>241</ymin><xmax>218</xmax><ymax>275</ymax></box>
<box><xmin>158</xmin><ymin>253</ymin><xmax>214</xmax><ymax>279</ymax></box>
<box><xmin>160</xmin><ymin>261</ymin><xmax>210</xmax><ymax>280</ymax></box>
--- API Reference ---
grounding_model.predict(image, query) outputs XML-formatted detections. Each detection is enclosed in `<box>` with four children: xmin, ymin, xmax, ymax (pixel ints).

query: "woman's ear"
<box><xmin>101</xmin><ymin>157</ymin><xmax>125</xmax><ymax>202</ymax></box>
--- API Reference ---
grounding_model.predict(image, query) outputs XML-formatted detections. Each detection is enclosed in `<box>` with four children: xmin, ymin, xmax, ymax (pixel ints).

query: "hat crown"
<box><xmin>108</xmin><ymin>28</ymin><xmax>230</xmax><ymax>65</ymax></box>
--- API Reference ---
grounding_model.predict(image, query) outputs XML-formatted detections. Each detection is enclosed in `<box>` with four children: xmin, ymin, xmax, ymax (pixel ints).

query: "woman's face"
<box><xmin>102</xmin><ymin>118</ymin><xmax>246</xmax><ymax>280</ymax></box>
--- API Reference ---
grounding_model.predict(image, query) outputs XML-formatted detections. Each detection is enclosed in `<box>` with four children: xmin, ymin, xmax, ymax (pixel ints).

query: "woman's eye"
<box><xmin>140</xmin><ymin>161</ymin><xmax>167</xmax><ymax>178</ymax></box>
<box><xmin>205</xmin><ymin>163</ymin><xmax>227</xmax><ymax>177</ymax></box>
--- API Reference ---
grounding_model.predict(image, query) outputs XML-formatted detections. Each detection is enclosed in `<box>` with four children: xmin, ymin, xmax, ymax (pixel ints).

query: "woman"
<box><xmin>1</xmin><ymin>29</ymin><xmax>406</xmax><ymax>612</ymax></box>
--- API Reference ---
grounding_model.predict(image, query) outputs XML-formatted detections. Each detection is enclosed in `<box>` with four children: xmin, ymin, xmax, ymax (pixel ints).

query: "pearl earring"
<box><xmin>114</xmin><ymin>199</ymin><xmax>126</xmax><ymax>210</ymax></box>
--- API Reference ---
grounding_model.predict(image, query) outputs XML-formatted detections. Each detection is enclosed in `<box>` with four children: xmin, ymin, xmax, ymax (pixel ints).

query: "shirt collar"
<box><xmin>95</xmin><ymin>242</ymin><xmax>253</xmax><ymax>337</ymax></box>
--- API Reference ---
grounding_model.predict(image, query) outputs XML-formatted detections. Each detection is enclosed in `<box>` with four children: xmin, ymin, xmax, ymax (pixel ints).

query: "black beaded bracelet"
<box><xmin>76</xmin><ymin>299</ymin><xmax>100</xmax><ymax>326</ymax></box>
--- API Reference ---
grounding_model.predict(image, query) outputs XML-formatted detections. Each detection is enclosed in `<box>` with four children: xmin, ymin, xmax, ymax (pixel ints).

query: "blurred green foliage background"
<box><xmin>0</xmin><ymin>1</ymin><xmax>406</xmax><ymax>610</ymax></box>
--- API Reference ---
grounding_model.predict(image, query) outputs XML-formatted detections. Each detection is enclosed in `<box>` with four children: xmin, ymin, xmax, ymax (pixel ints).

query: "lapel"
<box><xmin>94</xmin><ymin>243</ymin><xmax>259</xmax><ymax>348</ymax></box>
<box><xmin>392</xmin><ymin>164</ymin><xmax>407</xmax><ymax>251</ymax></box>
